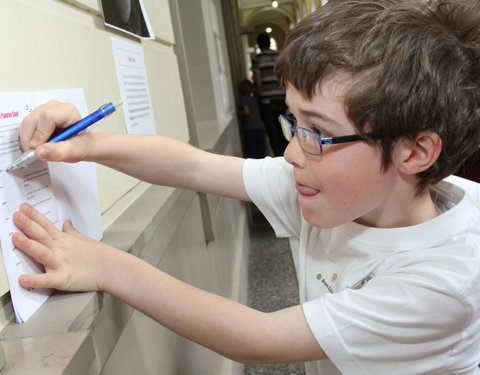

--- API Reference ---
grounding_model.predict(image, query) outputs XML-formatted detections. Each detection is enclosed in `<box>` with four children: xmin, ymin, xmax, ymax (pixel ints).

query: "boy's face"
<box><xmin>284</xmin><ymin>80</ymin><xmax>400</xmax><ymax>228</ymax></box>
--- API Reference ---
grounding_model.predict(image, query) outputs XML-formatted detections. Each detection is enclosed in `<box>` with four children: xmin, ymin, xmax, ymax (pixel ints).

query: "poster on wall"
<box><xmin>101</xmin><ymin>0</ymin><xmax>154</xmax><ymax>39</ymax></box>
<box><xmin>111</xmin><ymin>37</ymin><xmax>156</xmax><ymax>135</ymax></box>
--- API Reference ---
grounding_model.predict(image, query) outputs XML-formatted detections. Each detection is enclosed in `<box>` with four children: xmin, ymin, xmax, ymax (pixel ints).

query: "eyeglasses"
<box><xmin>278</xmin><ymin>114</ymin><xmax>371</xmax><ymax>155</ymax></box>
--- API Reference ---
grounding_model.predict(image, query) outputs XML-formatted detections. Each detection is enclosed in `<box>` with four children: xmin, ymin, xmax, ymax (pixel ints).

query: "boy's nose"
<box><xmin>283</xmin><ymin>135</ymin><xmax>306</xmax><ymax>168</ymax></box>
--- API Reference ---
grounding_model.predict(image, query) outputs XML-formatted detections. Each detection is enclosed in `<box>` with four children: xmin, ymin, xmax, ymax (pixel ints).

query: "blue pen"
<box><xmin>6</xmin><ymin>100</ymin><xmax>123</xmax><ymax>172</ymax></box>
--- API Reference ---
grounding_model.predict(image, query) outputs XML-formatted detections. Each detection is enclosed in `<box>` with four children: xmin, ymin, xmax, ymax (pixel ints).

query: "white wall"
<box><xmin>0</xmin><ymin>1</ymin><xmax>248</xmax><ymax>374</ymax></box>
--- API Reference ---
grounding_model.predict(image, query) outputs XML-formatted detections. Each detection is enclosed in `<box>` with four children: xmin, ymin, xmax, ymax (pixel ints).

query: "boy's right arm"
<box><xmin>19</xmin><ymin>101</ymin><xmax>250</xmax><ymax>201</ymax></box>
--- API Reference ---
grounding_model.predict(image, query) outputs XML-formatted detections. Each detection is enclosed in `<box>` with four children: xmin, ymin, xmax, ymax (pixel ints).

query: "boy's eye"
<box><xmin>286</xmin><ymin>112</ymin><xmax>331</xmax><ymax>138</ymax></box>
<box><xmin>311</xmin><ymin>127</ymin><xmax>330</xmax><ymax>138</ymax></box>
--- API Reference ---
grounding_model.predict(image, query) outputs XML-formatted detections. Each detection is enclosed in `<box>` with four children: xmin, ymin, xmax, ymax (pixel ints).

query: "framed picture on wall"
<box><xmin>101</xmin><ymin>0</ymin><xmax>154</xmax><ymax>39</ymax></box>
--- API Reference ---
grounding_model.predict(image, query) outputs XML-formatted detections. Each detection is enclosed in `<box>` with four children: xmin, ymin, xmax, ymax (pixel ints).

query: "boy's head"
<box><xmin>256</xmin><ymin>33</ymin><xmax>271</xmax><ymax>50</ymax></box>
<box><xmin>276</xmin><ymin>0</ymin><xmax>480</xmax><ymax>191</ymax></box>
<box><xmin>239</xmin><ymin>79</ymin><xmax>253</xmax><ymax>96</ymax></box>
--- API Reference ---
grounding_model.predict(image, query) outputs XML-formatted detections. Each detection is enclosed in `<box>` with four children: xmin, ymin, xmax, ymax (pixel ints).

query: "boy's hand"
<box><xmin>12</xmin><ymin>203</ymin><xmax>109</xmax><ymax>292</ymax></box>
<box><xmin>18</xmin><ymin>100</ymin><xmax>89</xmax><ymax>163</ymax></box>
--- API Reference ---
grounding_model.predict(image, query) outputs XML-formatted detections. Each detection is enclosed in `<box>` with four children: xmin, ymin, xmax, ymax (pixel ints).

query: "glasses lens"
<box><xmin>279</xmin><ymin>116</ymin><xmax>293</xmax><ymax>141</ymax></box>
<box><xmin>297</xmin><ymin>127</ymin><xmax>322</xmax><ymax>155</ymax></box>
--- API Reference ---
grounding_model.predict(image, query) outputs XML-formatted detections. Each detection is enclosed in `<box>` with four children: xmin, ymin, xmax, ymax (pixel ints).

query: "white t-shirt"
<box><xmin>243</xmin><ymin>157</ymin><xmax>480</xmax><ymax>375</ymax></box>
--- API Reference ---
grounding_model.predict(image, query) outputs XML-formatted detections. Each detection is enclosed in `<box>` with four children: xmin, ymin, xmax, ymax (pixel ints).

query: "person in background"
<box><xmin>251</xmin><ymin>32</ymin><xmax>288</xmax><ymax>156</ymax></box>
<box><xmin>237</xmin><ymin>79</ymin><xmax>266</xmax><ymax>158</ymax></box>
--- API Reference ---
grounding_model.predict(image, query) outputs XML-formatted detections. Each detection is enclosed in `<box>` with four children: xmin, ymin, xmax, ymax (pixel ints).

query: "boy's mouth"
<box><xmin>295</xmin><ymin>182</ymin><xmax>320</xmax><ymax>197</ymax></box>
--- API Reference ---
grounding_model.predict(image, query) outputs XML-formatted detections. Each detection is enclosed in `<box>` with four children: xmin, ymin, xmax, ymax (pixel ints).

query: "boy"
<box><xmin>11</xmin><ymin>0</ymin><xmax>480</xmax><ymax>374</ymax></box>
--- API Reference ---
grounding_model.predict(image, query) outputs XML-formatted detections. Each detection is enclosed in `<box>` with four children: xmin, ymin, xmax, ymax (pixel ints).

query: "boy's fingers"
<box><xmin>32</xmin><ymin>102</ymin><xmax>81</xmax><ymax>148</ymax></box>
<box><xmin>33</xmin><ymin>132</ymin><xmax>86</xmax><ymax>163</ymax></box>
<box><xmin>19</xmin><ymin>273</ymin><xmax>60</xmax><ymax>290</ymax></box>
<box><xmin>20</xmin><ymin>203</ymin><xmax>60</xmax><ymax>238</ymax></box>
<box><xmin>18</xmin><ymin>101</ymin><xmax>60</xmax><ymax>150</ymax></box>
<box><xmin>62</xmin><ymin>219</ymin><xmax>81</xmax><ymax>235</ymax></box>
<box><xmin>12</xmin><ymin>232</ymin><xmax>56</xmax><ymax>270</ymax></box>
<box><xmin>34</xmin><ymin>143</ymin><xmax>62</xmax><ymax>162</ymax></box>
<box><xmin>18</xmin><ymin>113</ymin><xmax>40</xmax><ymax>152</ymax></box>
<box><xmin>18</xmin><ymin>101</ymin><xmax>81</xmax><ymax>150</ymax></box>
<box><xmin>29</xmin><ymin>110</ymin><xmax>57</xmax><ymax>148</ymax></box>
<box><xmin>15</xmin><ymin>204</ymin><xmax>60</xmax><ymax>242</ymax></box>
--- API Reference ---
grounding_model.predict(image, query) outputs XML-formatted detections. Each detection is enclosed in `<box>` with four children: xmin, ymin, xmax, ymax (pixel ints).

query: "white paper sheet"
<box><xmin>0</xmin><ymin>89</ymin><xmax>102</xmax><ymax>323</ymax></box>
<box><xmin>111</xmin><ymin>37</ymin><xmax>156</xmax><ymax>135</ymax></box>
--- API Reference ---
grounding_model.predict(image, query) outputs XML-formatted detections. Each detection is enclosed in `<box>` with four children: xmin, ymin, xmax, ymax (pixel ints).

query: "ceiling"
<box><xmin>236</xmin><ymin>0</ymin><xmax>295</xmax><ymax>50</ymax></box>
<box><xmin>238</xmin><ymin>0</ymin><xmax>292</xmax><ymax>9</ymax></box>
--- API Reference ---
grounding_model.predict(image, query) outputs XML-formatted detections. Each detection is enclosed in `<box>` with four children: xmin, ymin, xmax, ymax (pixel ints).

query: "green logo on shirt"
<box><xmin>316</xmin><ymin>273</ymin><xmax>335</xmax><ymax>294</ymax></box>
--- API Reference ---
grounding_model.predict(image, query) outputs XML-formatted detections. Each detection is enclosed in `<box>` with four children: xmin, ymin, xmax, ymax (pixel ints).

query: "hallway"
<box><xmin>244</xmin><ymin>205</ymin><xmax>306</xmax><ymax>375</ymax></box>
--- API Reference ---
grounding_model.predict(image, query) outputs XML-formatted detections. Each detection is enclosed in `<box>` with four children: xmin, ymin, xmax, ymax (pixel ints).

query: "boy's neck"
<box><xmin>356</xmin><ymin>185</ymin><xmax>440</xmax><ymax>228</ymax></box>
<box><xmin>397</xmin><ymin>190</ymin><xmax>440</xmax><ymax>227</ymax></box>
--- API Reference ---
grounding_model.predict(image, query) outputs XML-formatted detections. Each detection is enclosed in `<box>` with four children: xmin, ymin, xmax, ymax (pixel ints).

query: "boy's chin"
<box><xmin>301</xmin><ymin>210</ymin><xmax>345</xmax><ymax>229</ymax></box>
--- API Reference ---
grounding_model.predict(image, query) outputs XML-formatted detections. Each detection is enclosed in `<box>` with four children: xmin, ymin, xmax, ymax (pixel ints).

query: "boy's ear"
<box><xmin>395</xmin><ymin>132</ymin><xmax>442</xmax><ymax>175</ymax></box>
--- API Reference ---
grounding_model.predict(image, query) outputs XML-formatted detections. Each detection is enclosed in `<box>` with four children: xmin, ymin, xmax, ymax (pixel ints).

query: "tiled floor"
<box><xmin>244</xmin><ymin>205</ymin><xmax>306</xmax><ymax>375</ymax></box>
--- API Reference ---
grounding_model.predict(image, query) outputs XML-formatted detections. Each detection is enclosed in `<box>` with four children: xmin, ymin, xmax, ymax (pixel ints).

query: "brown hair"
<box><xmin>239</xmin><ymin>79</ymin><xmax>253</xmax><ymax>96</ymax></box>
<box><xmin>276</xmin><ymin>0</ymin><xmax>480</xmax><ymax>190</ymax></box>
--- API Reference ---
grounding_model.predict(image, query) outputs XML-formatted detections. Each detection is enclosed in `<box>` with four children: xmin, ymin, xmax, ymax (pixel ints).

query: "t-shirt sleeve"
<box><xmin>243</xmin><ymin>157</ymin><xmax>302</xmax><ymax>237</ymax></box>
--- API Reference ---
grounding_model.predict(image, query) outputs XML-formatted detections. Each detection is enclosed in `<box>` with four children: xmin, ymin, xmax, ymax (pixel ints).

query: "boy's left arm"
<box><xmin>111</xmin><ymin>257</ymin><xmax>326</xmax><ymax>364</ymax></box>
<box><xmin>13</xmin><ymin>203</ymin><xmax>326</xmax><ymax>364</ymax></box>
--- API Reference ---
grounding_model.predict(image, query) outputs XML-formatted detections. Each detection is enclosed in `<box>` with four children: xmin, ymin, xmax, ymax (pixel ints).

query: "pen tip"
<box><xmin>113</xmin><ymin>99</ymin><xmax>123</xmax><ymax>108</ymax></box>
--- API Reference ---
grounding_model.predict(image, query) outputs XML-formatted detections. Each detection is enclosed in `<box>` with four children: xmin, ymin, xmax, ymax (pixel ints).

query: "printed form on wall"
<box><xmin>0</xmin><ymin>89</ymin><xmax>102</xmax><ymax>323</ymax></box>
<box><xmin>111</xmin><ymin>37</ymin><xmax>156</xmax><ymax>135</ymax></box>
